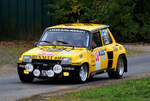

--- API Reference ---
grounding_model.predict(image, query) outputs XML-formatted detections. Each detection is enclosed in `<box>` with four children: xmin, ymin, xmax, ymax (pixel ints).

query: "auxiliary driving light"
<box><xmin>33</xmin><ymin>69</ymin><xmax>40</xmax><ymax>77</ymax></box>
<box><xmin>46</xmin><ymin>70</ymin><xmax>54</xmax><ymax>77</ymax></box>
<box><xmin>25</xmin><ymin>64</ymin><xmax>33</xmax><ymax>72</ymax></box>
<box><xmin>53</xmin><ymin>64</ymin><xmax>62</xmax><ymax>74</ymax></box>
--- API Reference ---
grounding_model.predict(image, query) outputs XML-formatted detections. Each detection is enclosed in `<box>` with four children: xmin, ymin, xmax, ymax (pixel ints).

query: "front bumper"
<box><xmin>17</xmin><ymin>62</ymin><xmax>81</xmax><ymax>79</ymax></box>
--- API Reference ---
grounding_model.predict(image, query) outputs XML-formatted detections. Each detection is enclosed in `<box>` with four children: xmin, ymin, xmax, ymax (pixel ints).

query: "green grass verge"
<box><xmin>0</xmin><ymin>46</ymin><xmax>32</xmax><ymax>65</ymax></box>
<box><xmin>126</xmin><ymin>49</ymin><xmax>148</xmax><ymax>57</ymax></box>
<box><xmin>44</xmin><ymin>78</ymin><xmax>150</xmax><ymax>101</ymax></box>
<box><xmin>0</xmin><ymin>46</ymin><xmax>148</xmax><ymax>65</ymax></box>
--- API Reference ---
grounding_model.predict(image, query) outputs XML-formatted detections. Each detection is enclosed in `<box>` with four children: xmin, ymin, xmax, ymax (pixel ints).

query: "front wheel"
<box><xmin>108</xmin><ymin>55</ymin><xmax>125</xmax><ymax>79</ymax></box>
<box><xmin>18</xmin><ymin>69</ymin><xmax>34</xmax><ymax>83</ymax></box>
<box><xmin>78</xmin><ymin>64</ymin><xmax>88</xmax><ymax>83</ymax></box>
<box><xmin>19</xmin><ymin>74</ymin><xmax>34</xmax><ymax>83</ymax></box>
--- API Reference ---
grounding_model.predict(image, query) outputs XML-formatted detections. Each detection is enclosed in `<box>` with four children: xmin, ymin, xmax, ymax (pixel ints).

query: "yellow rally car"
<box><xmin>17</xmin><ymin>23</ymin><xmax>127</xmax><ymax>83</ymax></box>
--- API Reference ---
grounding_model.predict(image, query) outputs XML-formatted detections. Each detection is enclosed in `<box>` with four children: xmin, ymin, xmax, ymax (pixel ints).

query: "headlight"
<box><xmin>23</xmin><ymin>56</ymin><xmax>32</xmax><ymax>62</ymax></box>
<box><xmin>61</xmin><ymin>58</ymin><xmax>72</xmax><ymax>65</ymax></box>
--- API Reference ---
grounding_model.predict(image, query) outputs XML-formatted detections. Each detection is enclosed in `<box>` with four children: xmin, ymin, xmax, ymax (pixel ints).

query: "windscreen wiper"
<box><xmin>38</xmin><ymin>40</ymin><xmax>56</xmax><ymax>47</ymax></box>
<box><xmin>56</xmin><ymin>40</ymin><xmax>75</xmax><ymax>49</ymax></box>
<box><xmin>39</xmin><ymin>40</ymin><xmax>52</xmax><ymax>43</ymax></box>
<box><xmin>56</xmin><ymin>40</ymin><xmax>70</xmax><ymax>44</ymax></box>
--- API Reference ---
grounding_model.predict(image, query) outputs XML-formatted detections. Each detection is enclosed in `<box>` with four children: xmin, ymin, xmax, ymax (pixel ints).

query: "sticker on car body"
<box><xmin>59</xmin><ymin>51</ymin><xmax>74</xmax><ymax>55</ymax></box>
<box><xmin>94</xmin><ymin>49</ymin><xmax>106</xmax><ymax>70</ymax></box>
<box><xmin>46</xmin><ymin>48</ymin><xmax>63</xmax><ymax>52</ymax></box>
<box><xmin>48</xmin><ymin>28</ymin><xmax>86</xmax><ymax>33</ymax></box>
<box><xmin>39</xmin><ymin>52</ymin><xmax>58</xmax><ymax>56</ymax></box>
<box><xmin>94</xmin><ymin>51</ymin><xmax>101</xmax><ymax>70</ymax></box>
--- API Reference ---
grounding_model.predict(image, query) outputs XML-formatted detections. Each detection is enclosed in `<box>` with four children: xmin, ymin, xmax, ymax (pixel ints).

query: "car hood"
<box><xmin>22</xmin><ymin>46</ymin><xmax>87</xmax><ymax>60</ymax></box>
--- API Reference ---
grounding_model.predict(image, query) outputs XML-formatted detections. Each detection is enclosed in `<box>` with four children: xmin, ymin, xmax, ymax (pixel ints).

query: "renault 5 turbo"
<box><xmin>17</xmin><ymin>23</ymin><xmax>127</xmax><ymax>83</ymax></box>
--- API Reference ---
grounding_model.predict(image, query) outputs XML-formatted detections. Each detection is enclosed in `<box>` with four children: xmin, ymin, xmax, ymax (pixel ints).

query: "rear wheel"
<box><xmin>108</xmin><ymin>55</ymin><xmax>125</xmax><ymax>79</ymax></box>
<box><xmin>78</xmin><ymin>64</ymin><xmax>88</xmax><ymax>82</ymax></box>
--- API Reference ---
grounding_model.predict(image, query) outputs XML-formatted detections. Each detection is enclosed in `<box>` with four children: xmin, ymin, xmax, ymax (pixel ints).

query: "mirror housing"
<box><xmin>34</xmin><ymin>42</ymin><xmax>38</xmax><ymax>47</ymax></box>
<box><xmin>91</xmin><ymin>44</ymin><xmax>97</xmax><ymax>49</ymax></box>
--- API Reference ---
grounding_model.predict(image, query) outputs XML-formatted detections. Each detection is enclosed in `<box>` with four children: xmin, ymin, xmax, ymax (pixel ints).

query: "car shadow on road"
<box><xmin>28</xmin><ymin>74</ymin><xmax>112</xmax><ymax>85</ymax></box>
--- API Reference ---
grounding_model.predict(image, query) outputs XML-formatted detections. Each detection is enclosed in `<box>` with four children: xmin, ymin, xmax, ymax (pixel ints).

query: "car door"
<box><xmin>92</xmin><ymin>31</ymin><xmax>108</xmax><ymax>71</ymax></box>
<box><xmin>101</xmin><ymin>28</ymin><xmax>116</xmax><ymax>70</ymax></box>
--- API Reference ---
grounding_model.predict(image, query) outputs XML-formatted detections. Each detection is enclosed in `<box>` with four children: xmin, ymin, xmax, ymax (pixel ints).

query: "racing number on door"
<box><xmin>94</xmin><ymin>51</ymin><xmax>99</xmax><ymax>61</ymax></box>
<box><xmin>94</xmin><ymin>49</ymin><xmax>107</xmax><ymax>71</ymax></box>
<box><xmin>94</xmin><ymin>51</ymin><xmax>101</xmax><ymax>71</ymax></box>
<box><xmin>92</xmin><ymin>31</ymin><xmax>106</xmax><ymax>71</ymax></box>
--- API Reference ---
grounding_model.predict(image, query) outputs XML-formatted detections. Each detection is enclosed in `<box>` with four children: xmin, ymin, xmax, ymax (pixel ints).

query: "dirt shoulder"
<box><xmin>20</xmin><ymin>72</ymin><xmax>150</xmax><ymax>101</ymax></box>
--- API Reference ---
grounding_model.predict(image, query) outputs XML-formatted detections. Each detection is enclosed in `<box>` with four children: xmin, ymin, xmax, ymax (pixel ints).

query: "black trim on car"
<box><xmin>107</xmin><ymin>51</ymin><xmax>113</xmax><ymax>69</ymax></box>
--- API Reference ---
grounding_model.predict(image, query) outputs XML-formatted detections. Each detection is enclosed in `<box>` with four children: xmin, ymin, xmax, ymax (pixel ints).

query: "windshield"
<box><xmin>39</xmin><ymin>28</ymin><xmax>90</xmax><ymax>48</ymax></box>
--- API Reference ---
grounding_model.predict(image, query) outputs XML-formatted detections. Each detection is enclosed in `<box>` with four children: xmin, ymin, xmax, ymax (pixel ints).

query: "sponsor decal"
<box><xmin>112</xmin><ymin>46</ymin><xmax>118</xmax><ymax>51</ymax></box>
<box><xmin>98</xmin><ymin>49</ymin><xmax>105</xmax><ymax>56</ymax></box>
<box><xmin>32</xmin><ymin>48</ymin><xmax>42</xmax><ymax>52</ymax></box>
<box><xmin>59</xmin><ymin>51</ymin><xmax>74</xmax><ymax>55</ymax></box>
<box><xmin>94</xmin><ymin>49</ymin><xmax>106</xmax><ymax>59</ymax></box>
<box><xmin>94</xmin><ymin>51</ymin><xmax>100</xmax><ymax>61</ymax></box>
<box><xmin>94</xmin><ymin>49</ymin><xmax>106</xmax><ymax>70</ymax></box>
<box><xmin>101</xmin><ymin>29</ymin><xmax>111</xmax><ymax>45</ymax></box>
<box><xmin>119</xmin><ymin>46</ymin><xmax>123</xmax><ymax>50</ymax></box>
<box><xmin>102</xmin><ymin>56</ymin><xmax>106</xmax><ymax>60</ymax></box>
<box><xmin>48</xmin><ymin>28</ymin><xmax>86</xmax><ymax>33</ymax></box>
<box><xmin>39</xmin><ymin>52</ymin><xmax>58</xmax><ymax>56</ymax></box>
<box><xmin>89</xmin><ymin>58</ymin><xmax>91</xmax><ymax>62</ymax></box>
<box><xmin>101</xmin><ymin>30</ymin><xmax>105</xmax><ymax>37</ymax></box>
<box><xmin>32</xmin><ymin>55</ymin><xmax>62</xmax><ymax>60</ymax></box>
<box><xmin>40</xmin><ymin>48</ymin><xmax>66</xmax><ymax>52</ymax></box>
<box><xmin>94</xmin><ymin>51</ymin><xmax>101</xmax><ymax>70</ymax></box>
<box><xmin>46</xmin><ymin>48</ymin><xmax>64</xmax><ymax>52</ymax></box>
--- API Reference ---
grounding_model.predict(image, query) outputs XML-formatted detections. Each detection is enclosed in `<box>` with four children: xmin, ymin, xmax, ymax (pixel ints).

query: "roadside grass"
<box><xmin>0</xmin><ymin>41</ymin><xmax>149</xmax><ymax>65</ymax></box>
<box><xmin>40</xmin><ymin>78</ymin><xmax>150</xmax><ymax>101</ymax></box>
<box><xmin>0</xmin><ymin>41</ymin><xmax>34</xmax><ymax>65</ymax></box>
<box><xmin>0</xmin><ymin>47</ymin><xmax>30</xmax><ymax>65</ymax></box>
<box><xmin>126</xmin><ymin>49</ymin><xmax>149</xmax><ymax>57</ymax></box>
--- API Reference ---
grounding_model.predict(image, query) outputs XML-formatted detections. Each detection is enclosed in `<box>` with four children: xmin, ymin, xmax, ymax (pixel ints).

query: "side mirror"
<box><xmin>34</xmin><ymin>42</ymin><xmax>38</xmax><ymax>47</ymax></box>
<box><xmin>91</xmin><ymin>44</ymin><xmax>97</xmax><ymax>49</ymax></box>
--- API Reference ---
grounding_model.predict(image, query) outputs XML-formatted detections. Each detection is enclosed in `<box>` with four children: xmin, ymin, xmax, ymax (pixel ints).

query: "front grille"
<box><xmin>32</xmin><ymin>59</ymin><xmax>61</xmax><ymax>67</ymax></box>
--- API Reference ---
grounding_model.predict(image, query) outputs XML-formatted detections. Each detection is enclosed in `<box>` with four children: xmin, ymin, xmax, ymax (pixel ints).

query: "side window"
<box><xmin>101</xmin><ymin>29</ymin><xmax>112</xmax><ymax>45</ymax></box>
<box><xmin>92</xmin><ymin>31</ymin><xmax>102</xmax><ymax>48</ymax></box>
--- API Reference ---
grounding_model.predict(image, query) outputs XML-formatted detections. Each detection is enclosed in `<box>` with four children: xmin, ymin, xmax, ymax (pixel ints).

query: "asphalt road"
<box><xmin>0</xmin><ymin>54</ymin><xmax>150</xmax><ymax>101</ymax></box>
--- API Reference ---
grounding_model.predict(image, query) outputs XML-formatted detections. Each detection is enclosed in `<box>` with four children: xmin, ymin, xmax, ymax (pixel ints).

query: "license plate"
<box><xmin>41</xmin><ymin>70</ymin><xmax>47</xmax><ymax>76</ymax></box>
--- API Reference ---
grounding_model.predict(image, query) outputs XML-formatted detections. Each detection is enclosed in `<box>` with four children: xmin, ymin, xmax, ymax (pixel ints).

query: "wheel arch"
<box><xmin>82</xmin><ymin>62</ymin><xmax>89</xmax><ymax>70</ymax></box>
<box><xmin>82</xmin><ymin>62</ymin><xmax>90</xmax><ymax>77</ymax></box>
<box><xmin>120</xmin><ymin>53</ymin><xmax>127</xmax><ymax>72</ymax></box>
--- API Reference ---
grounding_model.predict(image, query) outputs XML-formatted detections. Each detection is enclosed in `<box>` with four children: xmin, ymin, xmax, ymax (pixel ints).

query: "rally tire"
<box><xmin>18</xmin><ymin>69</ymin><xmax>34</xmax><ymax>83</ymax></box>
<box><xmin>19</xmin><ymin>74</ymin><xmax>34</xmax><ymax>83</ymax></box>
<box><xmin>108</xmin><ymin>55</ymin><xmax>125</xmax><ymax>79</ymax></box>
<box><xmin>18</xmin><ymin>74</ymin><xmax>34</xmax><ymax>83</ymax></box>
<box><xmin>78</xmin><ymin>64</ymin><xmax>88</xmax><ymax>83</ymax></box>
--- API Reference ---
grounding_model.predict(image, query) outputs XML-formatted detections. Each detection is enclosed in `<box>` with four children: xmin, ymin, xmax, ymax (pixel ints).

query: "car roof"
<box><xmin>48</xmin><ymin>23</ymin><xmax>109</xmax><ymax>32</ymax></box>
